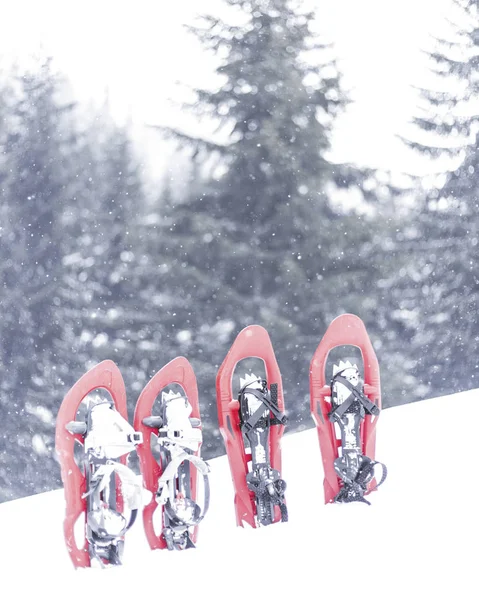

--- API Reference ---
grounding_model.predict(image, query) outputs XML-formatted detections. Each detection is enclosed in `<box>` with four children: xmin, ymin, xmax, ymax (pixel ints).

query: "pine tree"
<box><xmin>57</xmin><ymin>112</ymin><xmax>159</xmax><ymax>422</ymax></box>
<box><xmin>0</xmin><ymin>62</ymin><xmax>152</xmax><ymax>500</ymax></box>
<box><xmin>400</xmin><ymin>0</ymin><xmax>479</xmax><ymax>395</ymax></box>
<box><xmin>0</xmin><ymin>59</ymin><xmax>78</xmax><ymax>500</ymax></box>
<box><xmin>151</xmin><ymin>0</ymin><xmax>387</xmax><ymax>440</ymax></box>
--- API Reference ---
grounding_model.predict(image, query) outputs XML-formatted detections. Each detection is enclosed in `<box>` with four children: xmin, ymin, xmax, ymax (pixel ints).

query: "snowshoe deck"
<box><xmin>133</xmin><ymin>357</ymin><xmax>209</xmax><ymax>551</ymax></box>
<box><xmin>216</xmin><ymin>325</ymin><xmax>287</xmax><ymax>528</ymax></box>
<box><xmin>309</xmin><ymin>314</ymin><xmax>383</xmax><ymax>504</ymax></box>
<box><xmin>55</xmin><ymin>360</ymin><xmax>140</xmax><ymax>568</ymax></box>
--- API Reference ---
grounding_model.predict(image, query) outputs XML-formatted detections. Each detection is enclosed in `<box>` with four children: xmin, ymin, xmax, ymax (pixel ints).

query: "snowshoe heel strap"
<box><xmin>334</xmin><ymin>459</ymin><xmax>388</xmax><ymax>505</ymax></box>
<box><xmin>246</xmin><ymin>469</ymin><xmax>288</xmax><ymax>523</ymax></box>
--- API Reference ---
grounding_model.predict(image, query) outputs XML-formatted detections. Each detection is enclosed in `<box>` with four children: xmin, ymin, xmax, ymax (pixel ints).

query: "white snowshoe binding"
<box><xmin>67</xmin><ymin>399</ymin><xmax>143</xmax><ymax>566</ymax></box>
<box><xmin>143</xmin><ymin>391</ymin><xmax>210</xmax><ymax>550</ymax></box>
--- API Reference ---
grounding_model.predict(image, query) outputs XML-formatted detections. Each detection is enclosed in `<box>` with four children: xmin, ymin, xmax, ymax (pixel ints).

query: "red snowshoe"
<box><xmin>133</xmin><ymin>357</ymin><xmax>210</xmax><ymax>551</ymax></box>
<box><xmin>310</xmin><ymin>314</ymin><xmax>386</xmax><ymax>505</ymax></box>
<box><xmin>216</xmin><ymin>325</ymin><xmax>288</xmax><ymax>528</ymax></box>
<box><xmin>55</xmin><ymin>360</ymin><xmax>142</xmax><ymax>568</ymax></box>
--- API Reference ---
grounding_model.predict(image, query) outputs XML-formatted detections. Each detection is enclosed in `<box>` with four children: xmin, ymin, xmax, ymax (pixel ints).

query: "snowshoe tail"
<box><xmin>134</xmin><ymin>357</ymin><xmax>209</xmax><ymax>551</ymax></box>
<box><xmin>309</xmin><ymin>314</ymin><xmax>382</xmax><ymax>504</ymax></box>
<box><xmin>216</xmin><ymin>325</ymin><xmax>287</xmax><ymax>528</ymax></box>
<box><xmin>55</xmin><ymin>360</ymin><xmax>129</xmax><ymax>568</ymax></box>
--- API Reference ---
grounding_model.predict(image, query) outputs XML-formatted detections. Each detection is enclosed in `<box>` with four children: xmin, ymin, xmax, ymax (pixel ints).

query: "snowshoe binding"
<box><xmin>239</xmin><ymin>374</ymin><xmax>288</xmax><ymax>525</ymax></box>
<box><xmin>216</xmin><ymin>325</ymin><xmax>288</xmax><ymax>528</ymax></box>
<box><xmin>310</xmin><ymin>314</ymin><xmax>387</xmax><ymax>504</ymax></box>
<box><xmin>134</xmin><ymin>357</ymin><xmax>210</xmax><ymax>551</ymax></box>
<box><xmin>328</xmin><ymin>361</ymin><xmax>386</xmax><ymax>505</ymax></box>
<box><xmin>56</xmin><ymin>361</ymin><xmax>142</xmax><ymax>568</ymax></box>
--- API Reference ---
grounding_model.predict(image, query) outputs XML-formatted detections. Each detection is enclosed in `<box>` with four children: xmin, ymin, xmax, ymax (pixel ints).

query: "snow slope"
<box><xmin>2</xmin><ymin>389</ymin><xmax>477</xmax><ymax>599</ymax></box>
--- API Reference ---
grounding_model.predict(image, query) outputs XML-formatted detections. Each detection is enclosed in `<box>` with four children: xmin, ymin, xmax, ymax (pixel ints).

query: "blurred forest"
<box><xmin>1</xmin><ymin>0</ymin><xmax>478</xmax><ymax>501</ymax></box>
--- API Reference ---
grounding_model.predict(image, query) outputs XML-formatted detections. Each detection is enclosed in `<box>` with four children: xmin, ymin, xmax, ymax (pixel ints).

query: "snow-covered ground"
<box><xmin>2</xmin><ymin>389</ymin><xmax>477</xmax><ymax>599</ymax></box>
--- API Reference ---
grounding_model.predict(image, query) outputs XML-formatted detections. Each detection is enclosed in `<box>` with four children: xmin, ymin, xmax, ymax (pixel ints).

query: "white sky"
<box><xmin>0</xmin><ymin>0</ymin><xmax>455</xmax><ymax>177</ymax></box>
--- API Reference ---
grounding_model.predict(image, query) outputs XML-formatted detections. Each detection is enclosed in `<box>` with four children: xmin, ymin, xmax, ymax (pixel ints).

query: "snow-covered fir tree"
<box><xmin>399</xmin><ymin>0</ymin><xmax>479</xmax><ymax>396</ymax></box>
<box><xmin>151</xmin><ymin>0</ymin><xmax>394</xmax><ymax>433</ymax></box>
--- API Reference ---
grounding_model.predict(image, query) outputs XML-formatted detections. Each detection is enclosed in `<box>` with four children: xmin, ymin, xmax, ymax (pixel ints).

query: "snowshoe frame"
<box><xmin>309</xmin><ymin>314</ymin><xmax>381</xmax><ymax>504</ymax></box>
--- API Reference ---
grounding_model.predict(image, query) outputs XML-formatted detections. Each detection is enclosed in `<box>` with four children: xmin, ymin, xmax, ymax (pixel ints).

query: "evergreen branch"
<box><xmin>412</xmin><ymin>114</ymin><xmax>479</xmax><ymax>136</ymax></box>
<box><xmin>398</xmin><ymin>133</ymin><xmax>468</xmax><ymax>157</ymax></box>
<box><xmin>428</xmin><ymin>50</ymin><xmax>469</xmax><ymax>69</ymax></box>
<box><xmin>428</xmin><ymin>32</ymin><xmax>471</xmax><ymax>51</ymax></box>
<box><xmin>147</xmin><ymin>124</ymin><xmax>229</xmax><ymax>154</ymax></box>
<box><xmin>305</xmin><ymin>40</ymin><xmax>336</xmax><ymax>52</ymax></box>
<box><xmin>411</xmin><ymin>85</ymin><xmax>465</xmax><ymax>106</ymax></box>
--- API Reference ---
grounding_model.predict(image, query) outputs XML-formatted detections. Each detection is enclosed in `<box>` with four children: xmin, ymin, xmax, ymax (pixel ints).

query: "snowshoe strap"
<box><xmin>362</xmin><ymin>460</ymin><xmax>388</xmax><ymax>493</ymax></box>
<box><xmin>334</xmin><ymin>482</ymin><xmax>372</xmax><ymax>505</ymax></box>
<box><xmin>240</xmin><ymin>385</ymin><xmax>287</xmax><ymax>432</ymax></box>
<box><xmin>334</xmin><ymin>458</ymin><xmax>387</xmax><ymax>505</ymax></box>
<box><xmin>85</xmin><ymin>461</ymin><xmax>142</xmax><ymax>539</ymax></box>
<box><xmin>157</xmin><ymin>451</ymin><xmax>210</xmax><ymax>525</ymax></box>
<box><xmin>85</xmin><ymin>402</ymin><xmax>143</xmax><ymax>460</ymax></box>
<box><xmin>329</xmin><ymin>375</ymin><xmax>379</xmax><ymax>422</ymax></box>
<box><xmin>246</xmin><ymin>469</ymin><xmax>288</xmax><ymax>523</ymax></box>
<box><xmin>272</xmin><ymin>478</ymin><xmax>288</xmax><ymax>522</ymax></box>
<box><xmin>157</xmin><ymin>423</ymin><xmax>203</xmax><ymax>452</ymax></box>
<box><xmin>162</xmin><ymin>527</ymin><xmax>195</xmax><ymax>551</ymax></box>
<box><xmin>84</xmin><ymin>462</ymin><xmax>142</xmax><ymax>510</ymax></box>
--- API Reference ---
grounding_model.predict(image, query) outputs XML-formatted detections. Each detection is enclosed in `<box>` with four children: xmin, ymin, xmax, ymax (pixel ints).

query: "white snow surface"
<box><xmin>2</xmin><ymin>389</ymin><xmax>478</xmax><ymax>599</ymax></box>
